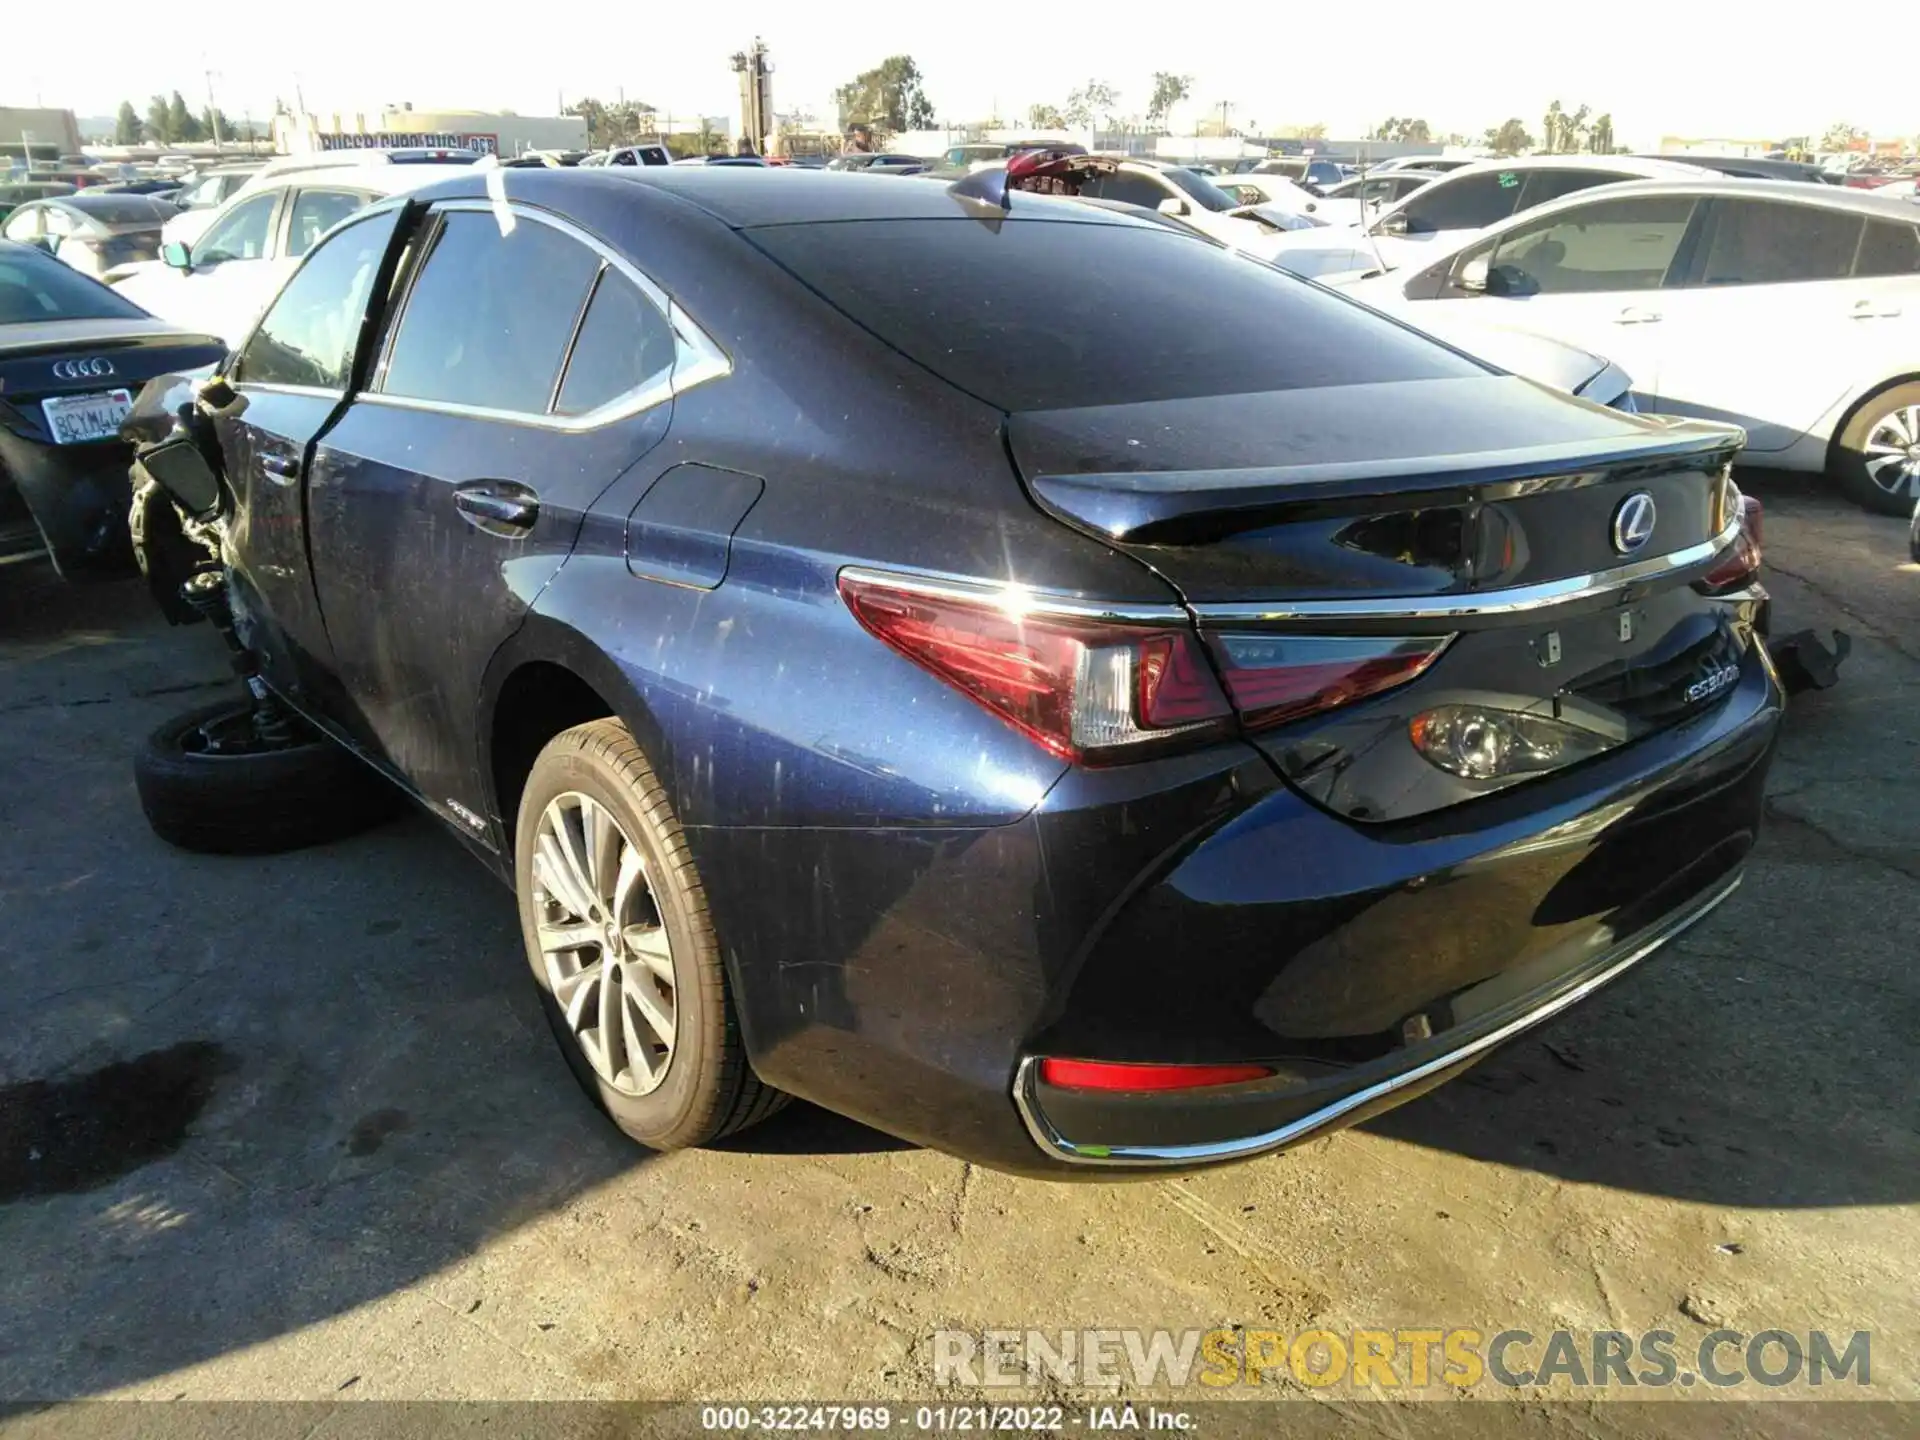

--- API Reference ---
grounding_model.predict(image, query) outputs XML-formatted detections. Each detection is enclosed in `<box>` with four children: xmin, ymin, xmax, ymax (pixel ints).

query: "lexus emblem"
<box><xmin>52</xmin><ymin>357</ymin><xmax>114</xmax><ymax>381</ymax></box>
<box><xmin>1610</xmin><ymin>491</ymin><xmax>1657</xmax><ymax>555</ymax></box>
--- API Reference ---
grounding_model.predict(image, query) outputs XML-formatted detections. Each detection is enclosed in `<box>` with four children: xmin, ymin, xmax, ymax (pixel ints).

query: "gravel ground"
<box><xmin>0</xmin><ymin>469</ymin><xmax>1913</xmax><ymax>1429</ymax></box>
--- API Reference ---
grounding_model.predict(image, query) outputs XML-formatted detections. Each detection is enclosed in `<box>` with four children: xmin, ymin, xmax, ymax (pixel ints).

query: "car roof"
<box><xmin>1443</xmin><ymin>154</ymin><xmax>1705</xmax><ymax>178</ymax></box>
<box><xmin>403</xmin><ymin>166</ymin><xmax>1143</xmax><ymax>230</ymax></box>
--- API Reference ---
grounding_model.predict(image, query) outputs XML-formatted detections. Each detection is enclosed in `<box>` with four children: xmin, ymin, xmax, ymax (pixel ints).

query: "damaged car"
<box><xmin>127</xmin><ymin>165</ymin><xmax>1779</xmax><ymax>1176</ymax></box>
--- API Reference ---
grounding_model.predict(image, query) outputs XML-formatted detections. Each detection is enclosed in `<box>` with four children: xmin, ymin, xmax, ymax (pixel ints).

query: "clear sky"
<box><xmin>8</xmin><ymin>2</ymin><xmax>1913</xmax><ymax>147</ymax></box>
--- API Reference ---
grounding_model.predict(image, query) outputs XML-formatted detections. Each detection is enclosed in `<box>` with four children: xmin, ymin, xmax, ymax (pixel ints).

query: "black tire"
<box><xmin>513</xmin><ymin>718</ymin><xmax>786</xmax><ymax>1150</ymax></box>
<box><xmin>1832</xmin><ymin>381</ymin><xmax>1920</xmax><ymax>516</ymax></box>
<box><xmin>135</xmin><ymin>698</ymin><xmax>404</xmax><ymax>854</ymax></box>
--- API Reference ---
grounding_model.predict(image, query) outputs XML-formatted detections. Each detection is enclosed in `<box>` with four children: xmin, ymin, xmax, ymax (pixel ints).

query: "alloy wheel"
<box><xmin>530</xmin><ymin>791</ymin><xmax>677</xmax><ymax>1096</ymax></box>
<box><xmin>1861</xmin><ymin>403</ymin><xmax>1920</xmax><ymax>500</ymax></box>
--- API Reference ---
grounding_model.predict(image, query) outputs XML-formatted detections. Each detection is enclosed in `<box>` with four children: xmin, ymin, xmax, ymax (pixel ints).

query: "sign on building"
<box><xmin>317</xmin><ymin>132</ymin><xmax>499</xmax><ymax>154</ymax></box>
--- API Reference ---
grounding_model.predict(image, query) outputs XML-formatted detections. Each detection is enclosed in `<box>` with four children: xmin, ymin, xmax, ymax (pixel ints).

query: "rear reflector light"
<box><xmin>1698</xmin><ymin>494</ymin><xmax>1762</xmax><ymax>594</ymax></box>
<box><xmin>838</xmin><ymin>571</ymin><xmax>1233</xmax><ymax>762</ymax></box>
<box><xmin>1409</xmin><ymin>704</ymin><xmax>1613</xmax><ymax>781</ymax></box>
<box><xmin>1038</xmin><ymin>1058</ymin><xmax>1273</xmax><ymax>1091</ymax></box>
<box><xmin>1205</xmin><ymin>633</ymin><xmax>1452</xmax><ymax>730</ymax></box>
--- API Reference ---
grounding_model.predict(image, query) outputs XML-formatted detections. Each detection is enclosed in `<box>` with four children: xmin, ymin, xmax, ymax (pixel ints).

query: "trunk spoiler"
<box><xmin>1025</xmin><ymin>425</ymin><xmax>1744</xmax><ymax>544</ymax></box>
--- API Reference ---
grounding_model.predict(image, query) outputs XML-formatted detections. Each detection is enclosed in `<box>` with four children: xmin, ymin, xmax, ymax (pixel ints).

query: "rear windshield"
<box><xmin>0</xmin><ymin>247</ymin><xmax>149</xmax><ymax>323</ymax></box>
<box><xmin>747</xmin><ymin>217</ymin><xmax>1480</xmax><ymax>411</ymax></box>
<box><xmin>64</xmin><ymin>194</ymin><xmax>178</xmax><ymax>224</ymax></box>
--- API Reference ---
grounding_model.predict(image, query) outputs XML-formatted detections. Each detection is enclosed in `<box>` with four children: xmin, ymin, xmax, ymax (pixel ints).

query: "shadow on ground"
<box><xmin>0</xmin><ymin>499</ymin><xmax>1914</xmax><ymax>1398</ymax></box>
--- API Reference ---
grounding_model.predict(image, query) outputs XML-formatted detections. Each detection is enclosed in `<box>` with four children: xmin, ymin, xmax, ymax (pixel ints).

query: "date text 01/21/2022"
<box><xmin>698</xmin><ymin>1405</ymin><xmax>1192</xmax><ymax>1432</ymax></box>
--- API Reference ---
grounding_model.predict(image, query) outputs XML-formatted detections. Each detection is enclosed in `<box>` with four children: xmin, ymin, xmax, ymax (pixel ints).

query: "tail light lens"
<box><xmin>1038</xmin><ymin>1058</ymin><xmax>1273</xmax><ymax>1091</ymax></box>
<box><xmin>1204</xmin><ymin>632</ymin><xmax>1452</xmax><ymax>730</ymax></box>
<box><xmin>1698</xmin><ymin>493</ymin><xmax>1763</xmax><ymax>595</ymax></box>
<box><xmin>841</xmin><ymin>571</ymin><xmax>1458</xmax><ymax>763</ymax></box>
<box><xmin>838</xmin><ymin>571</ymin><xmax>1233</xmax><ymax>763</ymax></box>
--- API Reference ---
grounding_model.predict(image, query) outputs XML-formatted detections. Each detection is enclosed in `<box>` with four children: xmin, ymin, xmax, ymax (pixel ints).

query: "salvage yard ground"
<box><xmin>0</xmin><ymin>471</ymin><xmax>1914</xmax><ymax>1425</ymax></box>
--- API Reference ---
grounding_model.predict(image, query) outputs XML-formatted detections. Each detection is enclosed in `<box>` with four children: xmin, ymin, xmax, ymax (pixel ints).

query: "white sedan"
<box><xmin>1061</xmin><ymin>160</ymin><xmax>1327</xmax><ymax>253</ymax></box>
<box><xmin>1340</xmin><ymin>176</ymin><xmax>1920</xmax><ymax>513</ymax></box>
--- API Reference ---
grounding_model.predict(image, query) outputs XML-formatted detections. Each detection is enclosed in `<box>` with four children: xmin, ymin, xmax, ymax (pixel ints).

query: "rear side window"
<box><xmin>1400</xmin><ymin>171</ymin><xmax>1522</xmax><ymax>234</ymax></box>
<box><xmin>1516</xmin><ymin>168</ymin><xmax>1631</xmax><ymax>209</ymax></box>
<box><xmin>380</xmin><ymin>210</ymin><xmax>600</xmax><ymax>413</ymax></box>
<box><xmin>287</xmin><ymin>188</ymin><xmax>368</xmax><ymax>257</ymax></box>
<box><xmin>747</xmin><ymin>217</ymin><xmax>1481</xmax><ymax>411</ymax></box>
<box><xmin>196</xmin><ymin>192</ymin><xmax>277</xmax><ymax>264</ymax></box>
<box><xmin>1082</xmin><ymin>173</ymin><xmax>1172</xmax><ymax>209</ymax></box>
<box><xmin>1484</xmin><ymin>195</ymin><xmax>1698</xmax><ymax>295</ymax></box>
<box><xmin>1699</xmin><ymin>200</ymin><xmax>1861</xmax><ymax>285</ymax></box>
<box><xmin>554</xmin><ymin>269</ymin><xmax>678</xmax><ymax>415</ymax></box>
<box><xmin>1855</xmin><ymin>217</ymin><xmax>1920</xmax><ymax>277</ymax></box>
<box><xmin>237</xmin><ymin>211</ymin><xmax>401</xmax><ymax>390</ymax></box>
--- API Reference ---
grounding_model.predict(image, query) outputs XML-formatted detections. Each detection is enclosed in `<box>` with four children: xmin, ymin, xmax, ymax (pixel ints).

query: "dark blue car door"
<box><xmin>303</xmin><ymin>201</ymin><xmax>684</xmax><ymax>844</ymax></box>
<box><xmin>216</xmin><ymin>205</ymin><xmax>407</xmax><ymax>705</ymax></box>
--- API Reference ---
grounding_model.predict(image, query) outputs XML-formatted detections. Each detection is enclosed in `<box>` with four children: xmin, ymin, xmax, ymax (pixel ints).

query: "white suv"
<box><xmin>116</xmin><ymin>167</ymin><xmax>451</xmax><ymax>347</ymax></box>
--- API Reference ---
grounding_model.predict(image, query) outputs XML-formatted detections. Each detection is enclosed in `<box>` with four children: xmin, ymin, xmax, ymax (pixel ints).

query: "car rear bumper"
<box><xmin>1014</xmin><ymin>865</ymin><xmax>1741</xmax><ymax>1167</ymax></box>
<box><xmin>701</xmin><ymin>635</ymin><xmax>1781</xmax><ymax>1177</ymax></box>
<box><xmin>0</xmin><ymin>431</ymin><xmax>136</xmax><ymax>577</ymax></box>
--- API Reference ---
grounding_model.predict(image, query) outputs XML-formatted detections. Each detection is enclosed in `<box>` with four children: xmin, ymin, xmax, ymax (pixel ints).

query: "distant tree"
<box><xmin>1146</xmin><ymin>72</ymin><xmax>1191</xmax><ymax>131</ymax></box>
<box><xmin>833</xmin><ymin>56</ymin><xmax>936</xmax><ymax>137</ymax></box>
<box><xmin>1587</xmin><ymin>112</ymin><xmax>1616</xmax><ymax>153</ymax></box>
<box><xmin>1294</xmin><ymin>122</ymin><xmax>1327</xmax><ymax>140</ymax></box>
<box><xmin>167</xmin><ymin>91</ymin><xmax>202</xmax><ymax>143</ymax></box>
<box><xmin>1372</xmin><ymin>116</ymin><xmax>1432</xmax><ymax>143</ymax></box>
<box><xmin>1821</xmin><ymin>121</ymin><xmax>1866</xmax><ymax>150</ymax></box>
<box><xmin>1027</xmin><ymin>102</ymin><xmax>1066</xmax><ymax>130</ymax></box>
<box><xmin>566</xmin><ymin>97</ymin><xmax>658</xmax><ymax>147</ymax></box>
<box><xmin>201</xmin><ymin>107</ymin><xmax>236</xmax><ymax>143</ymax></box>
<box><xmin>1062</xmin><ymin>80</ymin><xmax>1119</xmax><ymax>131</ymax></box>
<box><xmin>145</xmin><ymin>94</ymin><xmax>173</xmax><ymax>143</ymax></box>
<box><xmin>112</xmin><ymin>101</ymin><xmax>142</xmax><ymax>146</ymax></box>
<box><xmin>1484</xmin><ymin>118</ymin><xmax>1533</xmax><ymax>155</ymax></box>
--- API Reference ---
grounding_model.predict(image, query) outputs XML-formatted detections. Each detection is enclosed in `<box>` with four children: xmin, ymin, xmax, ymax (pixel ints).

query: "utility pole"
<box><xmin>205</xmin><ymin>68</ymin><xmax>225</xmax><ymax>145</ymax></box>
<box><xmin>730</xmin><ymin>38</ymin><xmax>773</xmax><ymax>155</ymax></box>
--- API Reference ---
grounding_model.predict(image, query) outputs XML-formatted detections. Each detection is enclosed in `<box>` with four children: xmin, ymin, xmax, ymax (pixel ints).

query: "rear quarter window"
<box><xmin>746</xmin><ymin>216</ymin><xmax>1482</xmax><ymax>412</ymax></box>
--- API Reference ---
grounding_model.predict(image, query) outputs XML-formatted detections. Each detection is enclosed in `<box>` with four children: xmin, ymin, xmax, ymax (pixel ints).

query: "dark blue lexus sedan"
<box><xmin>127</xmin><ymin>166</ymin><xmax>1780</xmax><ymax>1176</ymax></box>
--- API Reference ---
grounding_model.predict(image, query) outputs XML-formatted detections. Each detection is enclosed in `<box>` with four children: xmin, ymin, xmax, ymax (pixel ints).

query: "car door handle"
<box><xmin>1851</xmin><ymin>299</ymin><xmax>1901</xmax><ymax>318</ymax></box>
<box><xmin>1614</xmin><ymin>307</ymin><xmax>1663</xmax><ymax>325</ymax></box>
<box><xmin>260</xmin><ymin>452</ymin><xmax>300</xmax><ymax>482</ymax></box>
<box><xmin>453</xmin><ymin>483</ymin><xmax>539</xmax><ymax>532</ymax></box>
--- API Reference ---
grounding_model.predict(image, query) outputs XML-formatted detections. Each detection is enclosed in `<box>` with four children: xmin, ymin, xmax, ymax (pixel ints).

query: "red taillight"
<box><xmin>837</xmin><ymin>571</ymin><xmax>1233</xmax><ymax>763</ymax></box>
<box><xmin>1204</xmin><ymin>632</ymin><xmax>1452</xmax><ymax>730</ymax></box>
<box><xmin>1038</xmin><ymin>1058</ymin><xmax>1273</xmax><ymax>1091</ymax></box>
<box><xmin>1699</xmin><ymin>494</ymin><xmax>1763</xmax><ymax>594</ymax></box>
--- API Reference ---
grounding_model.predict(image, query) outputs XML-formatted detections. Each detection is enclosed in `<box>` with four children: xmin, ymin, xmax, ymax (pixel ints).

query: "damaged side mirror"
<box><xmin>136</xmin><ymin>434</ymin><xmax>224</xmax><ymax>521</ymax></box>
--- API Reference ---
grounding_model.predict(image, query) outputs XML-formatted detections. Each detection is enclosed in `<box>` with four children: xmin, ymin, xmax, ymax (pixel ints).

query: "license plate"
<box><xmin>41</xmin><ymin>388</ymin><xmax>134</xmax><ymax>445</ymax></box>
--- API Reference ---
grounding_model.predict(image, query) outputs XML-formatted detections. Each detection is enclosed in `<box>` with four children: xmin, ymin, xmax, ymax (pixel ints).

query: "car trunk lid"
<box><xmin>1006</xmin><ymin>375</ymin><xmax>1756</xmax><ymax>822</ymax></box>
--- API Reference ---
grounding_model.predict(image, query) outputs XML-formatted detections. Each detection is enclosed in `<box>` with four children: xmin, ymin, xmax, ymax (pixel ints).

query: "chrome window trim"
<box><xmin>836</xmin><ymin>565</ymin><xmax>1188</xmax><ymax>626</ymax></box>
<box><xmin>359</xmin><ymin>198</ymin><xmax>732</xmax><ymax>432</ymax></box>
<box><xmin>1192</xmin><ymin>514</ymin><xmax>1744</xmax><ymax>625</ymax></box>
<box><xmin>236</xmin><ymin>381</ymin><xmax>341</xmax><ymax>401</ymax></box>
<box><xmin>1014</xmin><ymin>868</ymin><xmax>1744</xmax><ymax>1167</ymax></box>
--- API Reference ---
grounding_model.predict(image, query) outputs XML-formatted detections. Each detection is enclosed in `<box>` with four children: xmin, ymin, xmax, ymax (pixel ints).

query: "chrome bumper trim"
<box><xmin>1013</xmin><ymin>868</ymin><xmax>1744</xmax><ymax>1167</ymax></box>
